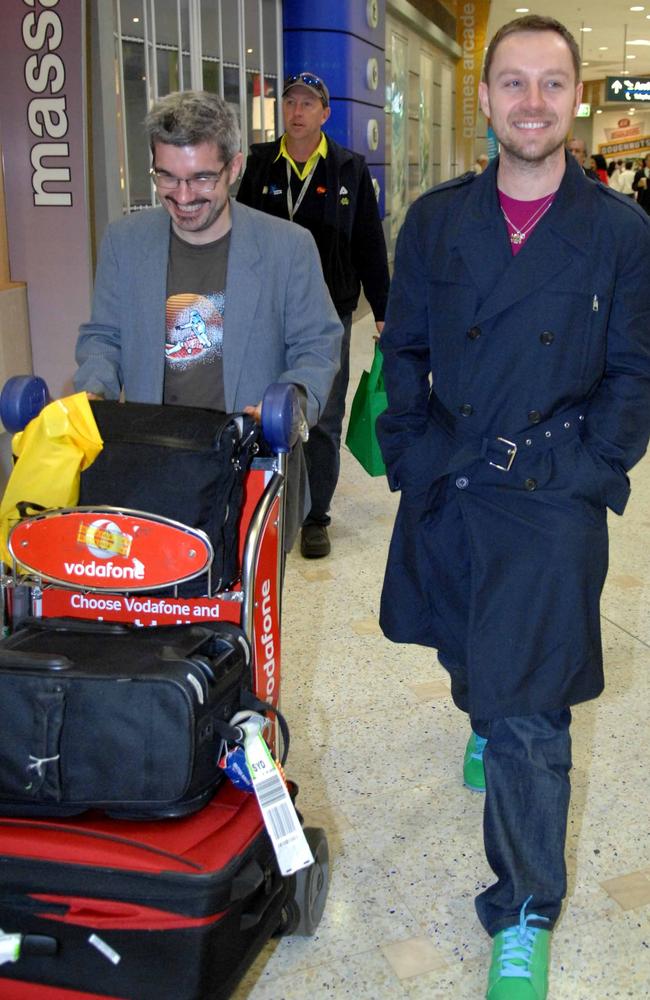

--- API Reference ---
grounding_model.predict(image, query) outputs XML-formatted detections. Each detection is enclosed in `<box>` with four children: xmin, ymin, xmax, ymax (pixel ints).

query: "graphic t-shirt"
<box><xmin>163</xmin><ymin>229</ymin><xmax>231</xmax><ymax>410</ymax></box>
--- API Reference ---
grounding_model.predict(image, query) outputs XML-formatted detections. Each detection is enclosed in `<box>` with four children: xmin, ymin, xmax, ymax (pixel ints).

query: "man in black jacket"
<box><xmin>237</xmin><ymin>72</ymin><xmax>390</xmax><ymax>558</ymax></box>
<box><xmin>632</xmin><ymin>152</ymin><xmax>650</xmax><ymax>214</ymax></box>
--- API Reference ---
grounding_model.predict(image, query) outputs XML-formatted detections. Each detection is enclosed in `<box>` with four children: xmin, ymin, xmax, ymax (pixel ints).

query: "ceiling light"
<box><xmin>133</xmin><ymin>16</ymin><xmax>140</xmax><ymax>22</ymax></box>
<box><xmin>580</xmin><ymin>27</ymin><xmax>593</xmax><ymax>32</ymax></box>
<box><xmin>247</xmin><ymin>47</ymin><xmax>253</xmax><ymax>53</ymax></box>
<box><xmin>628</xmin><ymin>53</ymin><xmax>637</xmax><ymax>58</ymax></box>
<box><xmin>515</xmin><ymin>7</ymin><xmax>529</xmax><ymax>11</ymax></box>
<box><xmin>627</xmin><ymin>38</ymin><xmax>650</xmax><ymax>44</ymax></box>
<box><xmin>599</xmin><ymin>46</ymin><xmax>609</xmax><ymax>50</ymax></box>
<box><xmin>596</xmin><ymin>109</ymin><xmax>603</xmax><ymax>114</ymax></box>
<box><xmin>630</xmin><ymin>5</ymin><xmax>645</xmax><ymax>10</ymax></box>
<box><xmin>582</xmin><ymin>61</ymin><xmax>590</xmax><ymax>66</ymax></box>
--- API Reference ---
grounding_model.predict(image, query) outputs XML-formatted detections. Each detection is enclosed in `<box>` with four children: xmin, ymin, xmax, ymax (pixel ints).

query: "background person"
<box><xmin>473</xmin><ymin>153</ymin><xmax>489</xmax><ymax>173</ymax></box>
<box><xmin>633</xmin><ymin>152</ymin><xmax>650</xmax><ymax>214</ymax></box>
<box><xmin>590</xmin><ymin>153</ymin><xmax>608</xmax><ymax>184</ymax></box>
<box><xmin>377</xmin><ymin>16</ymin><xmax>650</xmax><ymax>999</ymax></box>
<box><xmin>237</xmin><ymin>72</ymin><xmax>390</xmax><ymax>559</ymax></box>
<box><xmin>74</xmin><ymin>90</ymin><xmax>343</xmax><ymax>552</ymax></box>
<box><xmin>615</xmin><ymin>160</ymin><xmax>637</xmax><ymax>198</ymax></box>
<box><xmin>566</xmin><ymin>136</ymin><xmax>597</xmax><ymax>179</ymax></box>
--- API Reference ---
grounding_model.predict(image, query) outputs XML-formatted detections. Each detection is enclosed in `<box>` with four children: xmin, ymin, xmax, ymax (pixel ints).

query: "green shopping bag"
<box><xmin>345</xmin><ymin>343</ymin><xmax>387</xmax><ymax>476</ymax></box>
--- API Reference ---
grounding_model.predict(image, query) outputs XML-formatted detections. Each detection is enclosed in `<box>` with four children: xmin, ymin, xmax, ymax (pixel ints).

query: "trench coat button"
<box><xmin>455</xmin><ymin>476</ymin><xmax>469</xmax><ymax>489</ymax></box>
<box><xmin>540</xmin><ymin>331</ymin><xmax>555</xmax><ymax>345</ymax></box>
<box><xmin>524</xmin><ymin>478</ymin><xmax>538</xmax><ymax>491</ymax></box>
<box><xmin>467</xmin><ymin>326</ymin><xmax>481</xmax><ymax>340</ymax></box>
<box><xmin>459</xmin><ymin>403</ymin><xmax>473</xmax><ymax>416</ymax></box>
<box><xmin>527</xmin><ymin>409</ymin><xmax>542</xmax><ymax>424</ymax></box>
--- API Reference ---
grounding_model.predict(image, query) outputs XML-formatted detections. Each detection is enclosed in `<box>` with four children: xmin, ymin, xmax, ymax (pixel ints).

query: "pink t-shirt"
<box><xmin>498</xmin><ymin>190</ymin><xmax>556</xmax><ymax>256</ymax></box>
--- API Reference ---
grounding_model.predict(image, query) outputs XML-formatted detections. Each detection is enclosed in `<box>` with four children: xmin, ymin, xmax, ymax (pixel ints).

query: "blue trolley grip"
<box><xmin>261</xmin><ymin>382</ymin><xmax>306</xmax><ymax>455</ymax></box>
<box><xmin>0</xmin><ymin>376</ymin><xmax>50</xmax><ymax>434</ymax></box>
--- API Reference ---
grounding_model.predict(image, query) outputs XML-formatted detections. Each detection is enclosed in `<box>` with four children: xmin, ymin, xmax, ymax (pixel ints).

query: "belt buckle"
<box><xmin>489</xmin><ymin>437</ymin><xmax>517</xmax><ymax>472</ymax></box>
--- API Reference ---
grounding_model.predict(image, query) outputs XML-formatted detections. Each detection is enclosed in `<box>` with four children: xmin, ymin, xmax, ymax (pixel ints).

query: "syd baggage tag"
<box><xmin>238</xmin><ymin>715</ymin><xmax>313</xmax><ymax>877</ymax></box>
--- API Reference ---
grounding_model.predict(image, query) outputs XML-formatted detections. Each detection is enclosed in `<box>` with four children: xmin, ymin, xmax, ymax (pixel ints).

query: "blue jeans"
<box><xmin>472</xmin><ymin>708</ymin><xmax>572</xmax><ymax>937</ymax></box>
<box><xmin>303</xmin><ymin>313</ymin><xmax>352</xmax><ymax>526</ymax></box>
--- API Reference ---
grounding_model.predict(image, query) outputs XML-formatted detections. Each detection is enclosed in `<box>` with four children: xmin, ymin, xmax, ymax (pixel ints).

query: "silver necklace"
<box><xmin>500</xmin><ymin>194</ymin><xmax>555</xmax><ymax>245</ymax></box>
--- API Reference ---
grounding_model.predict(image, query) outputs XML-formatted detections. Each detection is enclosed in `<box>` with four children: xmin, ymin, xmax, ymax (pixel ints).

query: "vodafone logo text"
<box><xmin>259</xmin><ymin>578</ymin><xmax>277</xmax><ymax>699</ymax></box>
<box><xmin>63</xmin><ymin>558</ymin><xmax>145</xmax><ymax>581</ymax></box>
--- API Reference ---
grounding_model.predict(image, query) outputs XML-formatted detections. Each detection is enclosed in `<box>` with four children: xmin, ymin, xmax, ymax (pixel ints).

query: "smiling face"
<box><xmin>152</xmin><ymin>141</ymin><xmax>243</xmax><ymax>244</ymax></box>
<box><xmin>479</xmin><ymin>31</ymin><xmax>582</xmax><ymax>172</ymax></box>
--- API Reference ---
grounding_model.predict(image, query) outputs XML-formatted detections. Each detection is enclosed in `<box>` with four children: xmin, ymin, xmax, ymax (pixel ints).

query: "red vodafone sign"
<box><xmin>8</xmin><ymin>508</ymin><xmax>213</xmax><ymax>591</ymax></box>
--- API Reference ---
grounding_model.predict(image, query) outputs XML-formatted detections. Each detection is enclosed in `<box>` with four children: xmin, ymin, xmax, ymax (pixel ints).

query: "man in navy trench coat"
<box><xmin>378</xmin><ymin>15</ymin><xmax>650</xmax><ymax>999</ymax></box>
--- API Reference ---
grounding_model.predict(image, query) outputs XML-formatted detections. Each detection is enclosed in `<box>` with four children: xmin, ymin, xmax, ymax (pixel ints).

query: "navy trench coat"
<box><xmin>378</xmin><ymin>154</ymin><xmax>650</xmax><ymax>719</ymax></box>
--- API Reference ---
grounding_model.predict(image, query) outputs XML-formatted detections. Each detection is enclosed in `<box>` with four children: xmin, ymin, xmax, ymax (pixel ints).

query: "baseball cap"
<box><xmin>282</xmin><ymin>72</ymin><xmax>330</xmax><ymax>107</ymax></box>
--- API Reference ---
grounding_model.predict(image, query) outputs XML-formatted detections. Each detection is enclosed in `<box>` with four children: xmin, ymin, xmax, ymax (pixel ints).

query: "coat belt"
<box><xmin>429</xmin><ymin>395</ymin><xmax>587</xmax><ymax>477</ymax></box>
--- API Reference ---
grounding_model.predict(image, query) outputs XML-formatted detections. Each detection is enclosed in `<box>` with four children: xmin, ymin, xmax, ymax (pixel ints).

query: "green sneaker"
<box><xmin>463</xmin><ymin>730</ymin><xmax>487</xmax><ymax>791</ymax></box>
<box><xmin>487</xmin><ymin>896</ymin><xmax>551</xmax><ymax>999</ymax></box>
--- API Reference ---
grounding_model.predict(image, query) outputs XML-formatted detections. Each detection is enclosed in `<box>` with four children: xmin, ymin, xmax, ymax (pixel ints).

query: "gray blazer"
<box><xmin>74</xmin><ymin>200</ymin><xmax>343</xmax><ymax>547</ymax></box>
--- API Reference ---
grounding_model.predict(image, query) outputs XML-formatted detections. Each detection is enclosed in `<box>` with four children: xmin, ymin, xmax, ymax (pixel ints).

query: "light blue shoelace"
<box><xmin>471</xmin><ymin>733</ymin><xmax>488</xmax><ymax>760</ymax></box>
<box><xmin>498</xmin><ymin>895</ymin><xmax>550</xmax><ymax>979</ymax></box>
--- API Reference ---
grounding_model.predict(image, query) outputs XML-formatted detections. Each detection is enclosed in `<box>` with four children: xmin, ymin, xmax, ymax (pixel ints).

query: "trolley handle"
<box><xmin>260</xmin><ymin>382</ymin><xmax>306</xmax><ymax>455</ymax></box>
<box><xmin>1</xmin><ymin>376</ymin><xmax>307</xmax><ymax>458</ymax></box>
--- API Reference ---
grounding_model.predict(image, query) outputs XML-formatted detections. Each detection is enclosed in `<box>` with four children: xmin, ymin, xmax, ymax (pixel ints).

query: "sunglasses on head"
<box><xmin>283</xmin><ymin>73</ymin><xmax>328</xmax><ymax>102</ymax></box>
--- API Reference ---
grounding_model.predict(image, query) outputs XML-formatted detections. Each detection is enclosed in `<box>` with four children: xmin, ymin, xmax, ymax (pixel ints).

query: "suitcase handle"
<box><xmin>0</xmin><ymin>649</ymin><xmax>72</xmax><ymax>670</ymax></box>
<box><xmin>240</xmin><ymin>869</ymin><xmax>285</xmax><ymax>931</ymax></box>
<box><xmin>241</xmin><ymin>691</ymin><xmax>290</xmax><ymax>766</ymax></box>
<box><xmin>17</xmin><ymin>616</ymin><xmax>132</xmax><ymax>636</ymax></box>
<box><xmin>230</xmin><ymin>858</ymin><xmax>264</xmax><ymax>902</ymax></box>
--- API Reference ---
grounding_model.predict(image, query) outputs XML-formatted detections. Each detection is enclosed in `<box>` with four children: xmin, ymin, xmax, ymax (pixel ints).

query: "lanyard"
<box><xmin>286</xmin><ymin>158</ymin><xmax>318</xmax><ymax>221</ymax></box>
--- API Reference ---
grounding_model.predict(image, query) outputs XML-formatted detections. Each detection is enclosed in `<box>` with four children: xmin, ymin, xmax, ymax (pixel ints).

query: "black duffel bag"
<box><xmin>78</xmin><ymin>401</ymin><xmax>259</xmax><ymax>594</ymax></box>
<box><xmin>0</xmin><ymin>616</ymin><xmax>286</xmax><ymax>820</ymax></box>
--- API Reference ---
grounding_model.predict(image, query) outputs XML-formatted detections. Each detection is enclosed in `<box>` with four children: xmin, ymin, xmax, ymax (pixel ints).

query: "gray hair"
<box><xmin>144</xmin><ymin>91</ymin><xmax>241</xmax><ymax>162</ymax></box>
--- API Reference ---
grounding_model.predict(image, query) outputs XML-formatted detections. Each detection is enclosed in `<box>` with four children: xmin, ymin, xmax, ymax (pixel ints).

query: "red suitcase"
<box><xmin>0</xmin><ymin>782</ymin><xmax>295</xmax><ymax>1000</ymax></box>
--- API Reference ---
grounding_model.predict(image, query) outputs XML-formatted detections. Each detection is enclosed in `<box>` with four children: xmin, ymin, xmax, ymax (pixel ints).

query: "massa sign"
<box><xmin>0</xmin><ymin>0</ymin><xmax>91</xmax><ymax>396</ymax></box>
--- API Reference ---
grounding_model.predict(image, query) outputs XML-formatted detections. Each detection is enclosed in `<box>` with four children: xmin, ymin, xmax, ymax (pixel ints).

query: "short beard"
<box><xmin>498</xmin><ymin>132</ymin><xmax>566</xmax><ymax>166</ymax></box>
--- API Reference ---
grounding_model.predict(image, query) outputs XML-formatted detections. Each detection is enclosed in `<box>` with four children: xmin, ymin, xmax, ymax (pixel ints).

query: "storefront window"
<box><xmin>419</xmin><ymin>51</ymin><xmax>434</xmax><ymax>192</ymax></box>
<box><xmin>110</xmin><ymin>0</ymin><xmax>281</xmax><ymax>214</ymax></box>
<box><xmin>390</xmin><ymin>31</ymin><xmax>408</xmax><ymax>243</ymax></box>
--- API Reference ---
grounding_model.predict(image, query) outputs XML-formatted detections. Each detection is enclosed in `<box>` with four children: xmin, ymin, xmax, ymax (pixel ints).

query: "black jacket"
<box><xmin>237</xmin><ymin>134</ymin><xmax>389</xmax><ymax>320</ymax></box>
<box><xmin>377</xmin><ymin>154</ymin><xmax>650</xmax><ymax>717</ymax></box>
<box><xmin>632</xmin><ymin>167</ymin><xmax>650</xmax><ymax>213</ymax></box>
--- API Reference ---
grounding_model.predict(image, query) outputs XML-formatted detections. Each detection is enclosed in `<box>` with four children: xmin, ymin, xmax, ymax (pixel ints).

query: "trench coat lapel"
<box><xmin>222</xmin><ymin>199</ymin><xmax>263</xmax><ymax>411</ymax></box>
<box><xmin>453</xmin><ymin>156</ymin><xmax>593</xmax><ymax>325</ymax></box>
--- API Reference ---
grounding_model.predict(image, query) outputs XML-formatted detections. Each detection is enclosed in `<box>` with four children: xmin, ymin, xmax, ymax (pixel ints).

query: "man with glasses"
<box><xmin>237</xmin><ymin>72</ymin><xmax>390</xmax><ymax>559</ymax></box>
<box><xmin>74</xmin><ymin>90</ymin><xmax>342</xmax><ymax>551</ymax></box>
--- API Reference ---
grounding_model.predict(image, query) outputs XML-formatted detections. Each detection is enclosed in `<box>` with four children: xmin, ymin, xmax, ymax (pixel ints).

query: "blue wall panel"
<box><xmin>283</xmin><ymin>33</ymin><xmax>384</xmax><ymax>109</ymax></box>
<box><xmin>282</xmin><ymin>0</ymin><xmax>385</xmax><ymax>43</ymax></box>
<box><xmin>282</xmin><ymin>1</ymin><xmax>386</xmax><ymax>215</ymax></box>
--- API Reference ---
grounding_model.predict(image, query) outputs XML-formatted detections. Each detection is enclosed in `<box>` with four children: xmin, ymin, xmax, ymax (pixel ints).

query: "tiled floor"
<box><xmin>233</xmin><ymin>310</ymin><xmax>650</xmax><ymax>999</ymax></box>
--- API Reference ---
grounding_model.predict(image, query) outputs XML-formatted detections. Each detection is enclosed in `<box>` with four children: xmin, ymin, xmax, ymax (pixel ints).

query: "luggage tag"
<box><xmin>0</xmin><ymin>930</ymin><xmax>20</xmax><ymax>965</ymax></box>
<box><xmin>232</xmin><ymin>711</ymin><xmax>314</xmax><ymax>877</ymax></box>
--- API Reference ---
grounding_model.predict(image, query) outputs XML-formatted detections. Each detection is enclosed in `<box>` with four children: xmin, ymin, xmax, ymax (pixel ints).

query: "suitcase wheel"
<box><xmin>283</xmin><ymin>826</ymin><xmax>329</xmax><ymax>936</ymax></box>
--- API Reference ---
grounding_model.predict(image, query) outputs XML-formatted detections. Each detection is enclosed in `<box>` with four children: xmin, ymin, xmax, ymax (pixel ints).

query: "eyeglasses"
<box><xmin>150</xmin><ymin>161</ymin><xmax>230</xmax><ymax>194</ymax></box>
<box><xmin>283</xmin><ymin>73</ymin><xmax>329</xmax><ymax>104</ymax></box>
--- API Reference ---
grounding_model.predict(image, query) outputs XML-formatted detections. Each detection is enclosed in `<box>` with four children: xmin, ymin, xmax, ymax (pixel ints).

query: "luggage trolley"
<box><xmin>0</xmin><ymin>378</ymin><xmax>329</xmax><ymax>1000</ymax></box>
